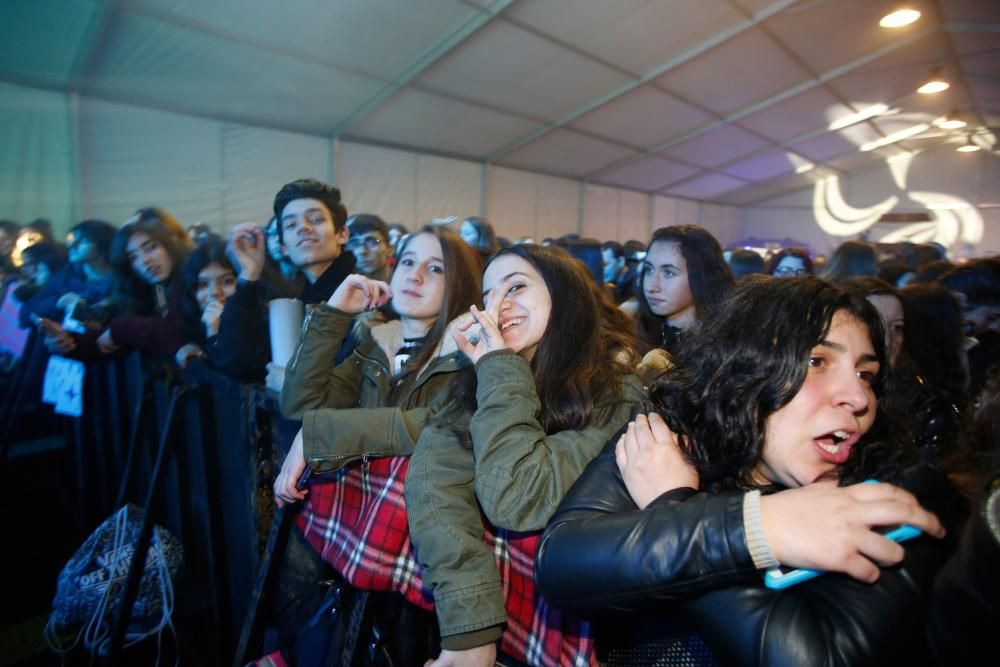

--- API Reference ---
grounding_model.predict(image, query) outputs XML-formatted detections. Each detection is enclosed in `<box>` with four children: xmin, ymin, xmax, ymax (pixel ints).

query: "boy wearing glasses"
<box><xmin>345</xmin><ymin>214</ymin><xmax>392</xmax><ymax>282</ymax></box>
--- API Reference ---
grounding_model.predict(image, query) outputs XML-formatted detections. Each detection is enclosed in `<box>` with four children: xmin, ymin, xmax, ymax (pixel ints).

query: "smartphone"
<box><xmin>764</xmin><ymin>481</ymin><xmax>923</xmax><ymax>590</ymax></box>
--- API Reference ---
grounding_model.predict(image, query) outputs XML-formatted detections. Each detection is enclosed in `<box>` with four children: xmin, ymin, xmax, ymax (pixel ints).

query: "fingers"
<box><xmin>846</xmin><ymin>482</ymin><xmax>945</xmax><ymax>538</ymax></box>
<box><xmin>632</xmin><ymin>414</ymin><xmax>657</xmax><ymax>451</ymax></box>
<box><xmin>841</xmin><ymin>552</ymin><xmax>882</xmax><ymax>584</ymax></box>
<box><xmin>646</xmin><ymin>412</ymin><xmax>675</xmax><ymax>444</ymax></box>
<box><xmin>614</xmin><ymin>434</ymin><xmax>627</xmax><ymax>471</ymax></box>
<box><xmin>453</xmin><ymin>330</ymin><xmax>475</xmax><ymax>359</ymax></box>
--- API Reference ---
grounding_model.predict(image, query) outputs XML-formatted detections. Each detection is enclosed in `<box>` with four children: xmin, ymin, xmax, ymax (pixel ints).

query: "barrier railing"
<box><xmin>2</xmin><ymin>344</ymin><xmax>296</xmax><ymax>665</ymax></box>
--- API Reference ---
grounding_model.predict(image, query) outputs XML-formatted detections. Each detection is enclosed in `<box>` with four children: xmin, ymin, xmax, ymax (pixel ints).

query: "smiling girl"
<box><xmin>403</xmin><ymin>244</ymin><xmax>644</xmax><ymax>665</ymax></box>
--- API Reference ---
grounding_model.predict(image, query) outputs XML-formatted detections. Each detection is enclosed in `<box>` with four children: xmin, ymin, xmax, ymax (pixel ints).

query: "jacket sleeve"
<box><xmin>470</xmin><ymin>349</ymin><xmax>645</xmax><ymax>532</ymax></box>
<box><xmin>107</xmin><ymin>311</ymin><xmax>187</xmax><ymax>356</ymax></box>
<box><xmin>680</xmin><ymin>464</ymin><xmax>961</xmax><ymax>667</ymax></box>
<box><xmin>206</xmin><ymin>279</ymin><xmax>270</xmax><ymax>384</ymax></box>
<box><xmin>405</xmin><ymin>425</ymin><xmax>506</xmax><ymax>650</ymax></box>
<box><xmin>536</xmin><ymin>442</ymin><xmax>758</xmax><ymax>614</ymax></box>
<box><xmin>301</xmin><ymin>405</ymin><xmax>428</xmax><ymax>473</ymax></box>
<box><xmin>279</xmin><ymin>304</ymin><xmax>360</xmax><ymax>419</ymax></box>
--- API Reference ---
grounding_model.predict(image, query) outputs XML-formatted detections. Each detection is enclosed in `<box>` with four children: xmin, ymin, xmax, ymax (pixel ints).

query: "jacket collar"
<box><xmin>365</xmin><ymin>313</ymin><xmax>467</xmax><ymax>379</ymax></box>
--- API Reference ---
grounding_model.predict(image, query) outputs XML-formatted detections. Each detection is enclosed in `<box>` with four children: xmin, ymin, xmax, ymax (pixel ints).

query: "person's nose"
<box><xmin>646</xmin><ymin>273</ymin><xmax>661</xmax><ymax>293</ymax></box>
<box><xmin>834</xmin><ymin>369</ymin><xmax>870</xmax><ymax>415</ymax></box>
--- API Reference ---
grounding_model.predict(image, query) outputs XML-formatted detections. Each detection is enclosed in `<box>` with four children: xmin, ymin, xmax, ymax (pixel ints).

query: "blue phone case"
<box><xmin>764</xmin><ymin>480</ymin><xmax>922</xmax><ymax>590</ymax></box>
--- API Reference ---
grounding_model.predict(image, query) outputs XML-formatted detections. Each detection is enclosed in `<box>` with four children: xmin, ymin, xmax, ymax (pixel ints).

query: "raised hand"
<box><xmin>760</xmin><ymin>481</ymin><xmax>946</xmax><ymax>582</ymax></box>
<box><xmin>201</xmin><ymin>298</ymin><xmax>225</xmax><ymax>337</ymax></box>
<box><xmin>615</xmin><ymin>412</ymin><xmax>699</xmax><ymax>509</ymax></box>
<box><xmin>327</xmin><ymin>274</ymin><xmax>391</xmax><ymax>314</ymax></box>
<box><xmin>227</xmin><ymin>223</ymin><xmax>266</xmax><ymax>281</ymax></box>
<box><xmin>453</xmin><ymin>283</ymin><xmax>508</xmax><ymax>365</ymax></box>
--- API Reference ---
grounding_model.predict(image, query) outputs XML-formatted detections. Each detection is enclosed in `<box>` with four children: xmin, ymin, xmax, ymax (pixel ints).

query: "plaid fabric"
<box><xmin>296</xmin><ymin>457</ymin><xmax>596</xmax><ymax>667</ymax></box>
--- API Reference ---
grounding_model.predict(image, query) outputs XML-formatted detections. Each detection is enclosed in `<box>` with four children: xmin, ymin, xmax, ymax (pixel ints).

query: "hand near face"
<box><xmin>201</xmin><ymin>298</ymin><xmax>225</xmax><ymax>337</ymax></box>
<box><xmin>453</xmin><ymin>284</ymin><xmax>508</xmax><ymax>365</ymax></box>
<box><xmin>227</xmin><ymin>223</ymin><xmax>266</xmax><ymax>282</ymax></box>
<box><xmin>759</xmin><ymin>481</ymin><xmax>946</xmax><ymax>583</ymax></box>
<box><xmin>616</xmin><ymin>413</ymin><xmax>699</xmax><ymax>508</ymax></box>
<box><xmin>327</xmin><ymin>274</ymin><xmax>391</xmax><ymax>314</ymax></box>
<box><xmin>273</xmin><ymin>428</ymin><xmax>309</xmax><ymax>508</ymax></box>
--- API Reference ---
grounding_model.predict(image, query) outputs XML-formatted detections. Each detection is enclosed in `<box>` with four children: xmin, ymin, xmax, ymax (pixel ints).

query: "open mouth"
<box><xmin>500</xmin><ymin>317</ymin><xmax>525</xmax><ymax>331</ymax></box>
<box><xmin>813</xmin><ymin>429</ymin><xmax>857</xmax><ymax>463</ymax></box>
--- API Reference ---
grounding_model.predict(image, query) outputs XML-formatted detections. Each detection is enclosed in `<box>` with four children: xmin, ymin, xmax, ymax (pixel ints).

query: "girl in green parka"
<box><xmin>274</xmin><ymin>225</ymin><xmax>482</xmax><ymax>500</ymax></box>
<box><xmin>408</xmin><ymin>244</ymin><xmax>646</xmax><ymax>666</ymax></box>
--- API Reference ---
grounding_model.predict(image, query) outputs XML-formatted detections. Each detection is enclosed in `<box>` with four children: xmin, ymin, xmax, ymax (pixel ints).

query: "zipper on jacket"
<box><xmin>287</xmin><ymin>308</ymin><xmax>316</xmax><ymax>371</ymax></box>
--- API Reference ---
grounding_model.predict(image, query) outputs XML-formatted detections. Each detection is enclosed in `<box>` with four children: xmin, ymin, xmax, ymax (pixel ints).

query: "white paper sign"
<box><xmin>42</xmin><ymin>355</ymin><xmax>85</xmax><ymax>417</ymax></box>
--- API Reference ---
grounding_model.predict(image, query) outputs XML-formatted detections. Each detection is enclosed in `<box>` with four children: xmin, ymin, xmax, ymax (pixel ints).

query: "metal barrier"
<box><xmin>3</xmin><ymin>343</ymin><xmax>296</xmax><ymax>665</ymax></box>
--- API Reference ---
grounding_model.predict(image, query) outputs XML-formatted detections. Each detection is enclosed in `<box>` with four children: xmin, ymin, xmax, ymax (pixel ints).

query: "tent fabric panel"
<box><xmin>416</xmin><ymin>20</ymin><xmax>632</xmax><ymax>121</ymax></box>
<box><xmin>486</xmin><ymin>166</ymin><xmax>537</xmax><ymax>242</ymax></box>
<box><xmin>415</xmin><ymin>154</ymin><xmax>483</xmax><ymax>224</ymax></box>
<box><xmin>534</xmin><ymin>173</ymin><xmax>580</xmax><ymax>241</ymax></box>
<box><xmin>83</xmin><ymin>11</ymin><xmax>385</xmax><ymax>135</ymax></box>
<box><xmin>505</xmin><ymin>0</ymin><xmax>746</xmax><ymax>76</ymax></box>
<box><xmin>658</xmin><ymin>124</ymin><xmax>770</xmax><ymax>169</ymax></box>
<box><xmin>347</xmin><ymin>87</ymin><xmax>541</xmax><ymax>158</ymax></box>
<box><xmin>735</xmin><ymin>87</ymin><xmax>852</xmax><ymax>144</ymax></box>
<box><xmin>337</xmin><ymin>142</ymin><xmax>418</xmax><ymax>228</ymax></box>
<box><xmin>569</xmin><ymin>86</ymin><xmax>714</xmax><ymax>149</ymax></box>
<box><xmin>665</xmin><ymin>173</ymin><xmax>748</xmax><ymax>200</ymax></box>
<box><xmin>221</xmin><ymin>125</ymin><xmax>331</xmax><ymax>231</ymax></box>
<box><xmin>128</xmin><ymin>0</ymin><xmax>483</xmax><ymax>82</ymax></box>
<box><xmin>596</xmin><ymin>156</ymin><xmax>699</xmax><ymax>193</ymax></box>
<box><xmin>653</xmin><ymin>27</ymin><xmax>812</xmax><ymax>116</ymax></box>
<box><xmin>0</xmin><ymin>82</ymin><xmax>75</xmax><ymax>226</ymax></box>
<box><xmin>77</xmin><ymin>97</ymin><xmax>223</xmax><ymax>227</ymax></box>
<box><xmin>499</xmin><ymin>129</ymin><xmax>635</xmax><ymax>178</ymax></box>
<box><xmin>0</xmin><ymin>0</ymin><xmax>99</xmax><ymax>86</ymax></box>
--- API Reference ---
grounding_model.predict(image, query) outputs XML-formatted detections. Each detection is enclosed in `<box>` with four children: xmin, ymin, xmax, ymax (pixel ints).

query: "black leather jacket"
<box><xmin>536</xmin><ymin>442</ymin><xmax>961</xmax><ymax>667</ymax></box>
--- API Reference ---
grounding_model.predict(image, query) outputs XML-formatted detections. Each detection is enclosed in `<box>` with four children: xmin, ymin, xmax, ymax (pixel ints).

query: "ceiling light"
<box><xmin>860</xmin><ymin>123</ymin><xmax>930</xmax><ymax>151</ymax></box>
<box><xmin>956</xmin><ymin>136</ymin><xmax>980</xmax><ymax>152</ymax></box>
<box><xmin>879</xmin><ymin>8</ymin><xmax>921</xmax><ymax>28</ymax></box>
<box><xmin>828</xmin><ymin>103</ymin><xmax>890</xmax><ymax>131</ymax></box>
<box><xmin>917</xmin><ymin>67</ymin><xmax>949</xmax><ymax>94</ymax></box>
<box><xmin>938</xmin><ymin>110</ymin><xmax>966</xmax><ymax>129</ymax></box>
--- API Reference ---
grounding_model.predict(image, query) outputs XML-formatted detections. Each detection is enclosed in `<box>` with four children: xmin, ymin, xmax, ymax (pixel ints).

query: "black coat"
<box><xmin>536</xmin><ymin>441</ymin><xmax>961</xmax><ymax>667</ymax></box>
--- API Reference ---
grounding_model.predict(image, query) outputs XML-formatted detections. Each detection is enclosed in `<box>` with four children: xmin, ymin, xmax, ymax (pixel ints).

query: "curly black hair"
<box><xmin>651</xmin><ymin>275</ymin><xmax>914</xmax><ymax>491</ymax></box>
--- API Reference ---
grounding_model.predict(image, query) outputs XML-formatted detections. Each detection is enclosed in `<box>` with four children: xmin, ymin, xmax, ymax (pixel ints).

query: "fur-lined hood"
<box><xmin>358</xmin><ymin>311</ymin><xmax>469</xmax><ymax>379</ymax></box>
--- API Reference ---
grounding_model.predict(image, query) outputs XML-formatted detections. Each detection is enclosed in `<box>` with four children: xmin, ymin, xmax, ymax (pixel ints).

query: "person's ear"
<box><xmin>335</xmin><ymin>226</ymin><xmax>349</xmax><ymax>246</ymax></box>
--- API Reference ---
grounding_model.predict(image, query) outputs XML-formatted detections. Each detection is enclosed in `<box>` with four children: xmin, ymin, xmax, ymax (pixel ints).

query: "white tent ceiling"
<box><xmin>1</xmin><ymin>0</ymin><xmax>998</xmax><ymax>206</ymax></box>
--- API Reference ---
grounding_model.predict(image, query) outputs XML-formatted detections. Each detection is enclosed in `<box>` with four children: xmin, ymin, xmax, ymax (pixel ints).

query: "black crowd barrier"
<box><xmin>0</xmin><ymin>337</ymin><xmax>297</xmax><ymax>666</ymax></box>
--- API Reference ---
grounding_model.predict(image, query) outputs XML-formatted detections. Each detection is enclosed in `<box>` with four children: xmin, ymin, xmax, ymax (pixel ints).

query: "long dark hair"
<box><xmin>823</xmin><ymin>241</ymin><xmax>878</xmax><ymax>284</ymax></box>
<box><xmin>177</xmin><ymin>239</ymin><xmax>235</xmax><ymax>343</ymax></box>
<box><xmin>390</xmin><ymin>226</ymin><xmax>482</xmax><ymax>400</ymax></box>
<box><xmin>486</xmin><ymin>244</ymin><xmax>641</xmax><ymax>433</ymax></box>
<box><xmin>637</xmin><ymin>225</ymin><xmax>734</xmax><ymax>348</ymax></box>
<box><xmin>109</xmin><ymin>220</ymin><xmax>190</xmax><ymax>316</ymax></box>
<box><xmin>651</xmin><ymin>276</ymin><xmax>910</xmax><ymax>491</ymax></box>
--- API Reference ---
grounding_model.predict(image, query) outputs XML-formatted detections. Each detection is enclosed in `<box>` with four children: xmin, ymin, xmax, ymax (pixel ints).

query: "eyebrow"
<box><xmin>281</xmin><ymin>208</ymin><xmax>327</xmax><ymax>222</ymax></box>
<box><xmin>399</xmin><ymin>251</ymin><xmax>444</xmax><ymax>263</ymax></box>
<box><xmin>482</xmin><ymin>271</ymin><xmax>531</xmax><ymax>299</ymax></box>
<box><xmin>818</xmin><ymin>340</ymin><xmax>879</xmax><ymax>364</ymax></box>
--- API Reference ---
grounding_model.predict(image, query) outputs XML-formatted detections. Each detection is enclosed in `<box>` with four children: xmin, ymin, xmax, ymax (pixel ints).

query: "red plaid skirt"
<box><xmin>295</xmin><ymin>457</ymin><xmax>596</xmax><ymax>667</ymax></box>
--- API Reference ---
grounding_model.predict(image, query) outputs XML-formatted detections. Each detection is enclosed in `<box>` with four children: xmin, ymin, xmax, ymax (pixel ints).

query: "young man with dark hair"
<box><xmin>225</xmin><ymin>178</ymin><xmax>356</xmax><ymax>389</ymax></box>
<box><xmin>345</xmin><ymin>213</ymin><xmax>392</xmax><ymax>282</ymax></box>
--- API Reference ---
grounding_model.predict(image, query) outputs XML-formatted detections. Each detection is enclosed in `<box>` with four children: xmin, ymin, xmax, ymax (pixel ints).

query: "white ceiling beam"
<box><xmin>484</xmin><ymin>0</ymin><xmax>800</xmax><ymax>162</ymax></box>
<box><xmin>328</xmin><ymin>0</ymin><xmax>516</xmax><ymax>138</ymax></box>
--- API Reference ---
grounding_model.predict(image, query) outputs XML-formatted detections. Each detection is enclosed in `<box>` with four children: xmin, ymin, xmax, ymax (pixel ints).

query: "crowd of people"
<box><xmin>1</xmin><ymin>177</ymin><xmax>998</xmax><ymax>666</ymax></box>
